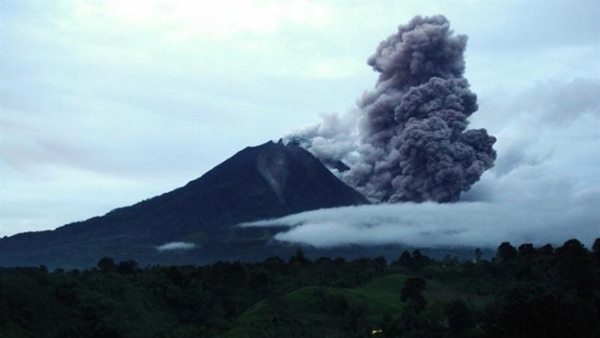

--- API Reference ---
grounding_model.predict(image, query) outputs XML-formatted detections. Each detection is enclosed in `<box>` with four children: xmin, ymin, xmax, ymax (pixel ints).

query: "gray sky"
<box><xmin>1</xmin><ymin>0</ymin><xmax>599</xmax><ymax>238</ymax></box>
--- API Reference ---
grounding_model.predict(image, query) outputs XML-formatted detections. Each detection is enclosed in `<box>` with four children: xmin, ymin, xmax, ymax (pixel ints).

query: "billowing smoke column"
<box><xmin>290</xmin><ymin>15</ymin><xmax>496</xmax><ymax>203</ymax></box>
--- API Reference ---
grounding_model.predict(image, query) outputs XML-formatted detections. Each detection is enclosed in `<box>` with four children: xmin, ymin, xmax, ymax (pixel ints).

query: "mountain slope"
<box><xmin>0</xmin><ymin>141</ymin><xmax>369</xmax><ymax>267</ymax></box>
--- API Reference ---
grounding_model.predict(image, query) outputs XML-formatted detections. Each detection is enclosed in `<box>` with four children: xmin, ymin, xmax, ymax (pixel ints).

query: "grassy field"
<box><xmin>224</xmin><ymin>273</ymin><xmax>493</xmax><ymax>337</ymax></box>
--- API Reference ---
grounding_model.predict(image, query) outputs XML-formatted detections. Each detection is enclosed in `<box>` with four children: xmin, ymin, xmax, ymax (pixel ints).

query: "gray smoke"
<box><xmin>288</xmin><ymin>15</ymin><xmax>496</xmax><ymax>202</ymax></box>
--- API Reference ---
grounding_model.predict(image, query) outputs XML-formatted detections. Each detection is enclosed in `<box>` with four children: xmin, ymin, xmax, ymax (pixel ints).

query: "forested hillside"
<box><xmin>1</xmin><ymin>238</ymin><xmax>599</xmax><ymax>338</ymax></box>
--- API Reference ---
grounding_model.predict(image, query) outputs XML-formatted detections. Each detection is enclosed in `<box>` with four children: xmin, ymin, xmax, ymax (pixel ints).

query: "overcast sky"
<box><xmin>1</xmin><ymin>0</ymin><xmax>599</xmax><ymax>239</ymax></box>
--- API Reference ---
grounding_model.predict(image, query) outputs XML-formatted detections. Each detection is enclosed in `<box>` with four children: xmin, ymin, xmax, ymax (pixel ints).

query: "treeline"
<box><xmin>381</xmin><ymin>238</ymin><xmax>600</xmax><ymax>338</ymax></box>
<box><xmin>0</xmin><ymin>238</ymin><xmax>598</xmax><ymax>338</ymax></box>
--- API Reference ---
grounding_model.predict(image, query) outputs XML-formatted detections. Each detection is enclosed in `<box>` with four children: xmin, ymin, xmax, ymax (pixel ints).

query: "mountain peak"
<box><xmin>190</xmin><ymin>140</ymin><xmax>369</xmax><ymax>213</ymax></box>
<box><xmin>0</xmin><ymin>140</ymin><xmax>369</xmax><ymax>267</ymax></box>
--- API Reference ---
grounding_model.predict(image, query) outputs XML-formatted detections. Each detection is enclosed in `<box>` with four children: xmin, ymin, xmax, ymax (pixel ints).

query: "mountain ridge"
<box><xmin>0</xmin><ymin>140</ymin><xmax>369</xmax><ymax>267</ymax></box>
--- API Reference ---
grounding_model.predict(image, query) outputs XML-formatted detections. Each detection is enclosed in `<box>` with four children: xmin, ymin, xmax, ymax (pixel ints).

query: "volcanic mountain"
<box><xmin>0</xmin><ymin>141</ymin><xmax>369</xmax><ymax>268</ymax></box>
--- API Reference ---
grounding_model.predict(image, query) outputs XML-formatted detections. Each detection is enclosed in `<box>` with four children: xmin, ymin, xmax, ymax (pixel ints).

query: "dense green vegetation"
<box><xmin>1</xmin><ymin>238</ymin><xmax>599</xmax><ymax>338</ymax></box>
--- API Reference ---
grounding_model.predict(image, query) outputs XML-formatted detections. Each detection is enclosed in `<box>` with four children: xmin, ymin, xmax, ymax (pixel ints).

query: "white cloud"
<box><xmin>73</xmin><ymin>0</ymin><xmax>332</xmax><ymax>41</ymax></box>
<box><xmin>156</xmin><ymin>241</ymin><xmax>197</xmax><ymax>251</ymax></box>
<box><xmin>242</xmin><ymin>199</ymin><xmax>598</xmax><ymax>249</ymax></box>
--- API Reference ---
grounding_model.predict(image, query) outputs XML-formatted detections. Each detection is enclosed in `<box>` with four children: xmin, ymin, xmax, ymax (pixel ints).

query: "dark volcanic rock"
<box><xmin>0</xmin><ymin>141</ymin><xmax>368</xmax><ymax>268</ymax></box>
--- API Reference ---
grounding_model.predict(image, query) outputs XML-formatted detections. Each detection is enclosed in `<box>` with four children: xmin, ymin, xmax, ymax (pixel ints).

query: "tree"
<box><xmin>248</xmin><ymin>268</ymin><xmax>268</xmax><ymax>291</ymax></box>
<box><xmin>538</xmin><ymin>243</ymin><xmax>554</xmax><ymax>255</ymax></box>
<box><xmin>445</xmin><ymin>299</ymin><xmax>474</xmax><ymax>335</ymax></box>
<box><xmin>289</xmin><ymin>248</ymin><xmax>307</xmax><ymax>264</ymax></box>
<box><xmin>396</xmin><ymin>251</ymin><xmax>412</xmax><ymax>268</ymax></box>
<box><xmin>496</xmin><ymin>242</ymin><xmax>517</xmax><ymax>262</ymax></box>
<box><xmin>518</xmin><ymin>243</ymin><xmax>536</xmax><ymax>256</ymax></box>
<box><xmin>343</xmin><ymin>303</ymin><xmax>370</xmax><ymax>336</ymax></box>
<box><xmin>116</xmin><ymin>260</ymin><xmax>138</xmax><ymax>274</ymax></box>
<box><xmin>556</xmin><ymin>239</ymin><xmax>596</xmax><ymax>293</ymax></box>
<box><xmin>401</xmin><ymin>277</ymin><xmax>427</xmax><ymax>311</ymax></box>
<box><xmin>556</xmin><ymin>239</ymin><xmax>588</xmax><ymax>257</ymax></box>
<box><xmin>373</xmin><ymin>256</ymin><xmax>387</xmax><ymax>273</ymax></box>
<box><xmin>592</xmin><ymin>237</ymin><xmax>600</xmax><ymax>266</ymax></box>
<box><xmin>412</xmin><ymin>249</ymin><xmax>432</xmax><ymax>268</ymax></box>
<box><xmin>97</xmin><ymin>257</ymin><xmax>115</xmax><ymax>273</ymax></box>
<box><xmin>474</xmin><ymin>248</ymin><xmax>483</xmax><ymax>263</ymax></box>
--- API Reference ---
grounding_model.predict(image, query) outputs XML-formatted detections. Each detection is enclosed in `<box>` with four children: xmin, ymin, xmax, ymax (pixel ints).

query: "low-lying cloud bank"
<box><xmin>156</xmin><ymin>242</ymin><xmax>197</xmax><ymax>252</ymax></box>
<box><xmin>241</xmin><ymin>200</ymin><xmax>598</xmax><ymax>249</ymax></box>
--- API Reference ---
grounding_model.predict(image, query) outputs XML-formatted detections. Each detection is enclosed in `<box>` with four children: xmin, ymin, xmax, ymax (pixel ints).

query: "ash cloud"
<box><xmin>266</xmin><ymin>72</ymin><xmax>600</xmax><ymax>248</ymax></box>
<box><xmin>288</xmin><ymin>15</ymin><xmax>496</xmax><ymax>203</ymax></box>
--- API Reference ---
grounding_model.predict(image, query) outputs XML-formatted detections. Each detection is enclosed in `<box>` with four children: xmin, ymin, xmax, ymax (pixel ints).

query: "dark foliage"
<box><xmin>0</xmin><ymin>238</ymin><xmax>599</xmax><ymax>337</ymax></box>
<box><xmin>496</xmin><ymin>242</ymin><xmax>518</xmax><ymax>262</ymax></box>
<box><xmin>446</xmin><ymin>299</ymin><xmax>474</xmax><ymax>335</ymax></box>
<box><xmin>401</xmin><ymin>277</ymin><xmax>427</xmax><ymax>311</ymax></box>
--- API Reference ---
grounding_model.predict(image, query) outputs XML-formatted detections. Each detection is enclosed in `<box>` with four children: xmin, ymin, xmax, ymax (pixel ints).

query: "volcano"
<box><xmin>0</xmin><ymin>141</ymin><xmax>369</xmax><ymax>268</ymax></box>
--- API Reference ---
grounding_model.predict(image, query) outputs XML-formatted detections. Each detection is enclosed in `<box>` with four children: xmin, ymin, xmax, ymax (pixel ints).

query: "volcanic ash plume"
<box><xmin>289</xmin><ymin>15</ymin><xmax>496</xmax><ymax>203</ymax></box>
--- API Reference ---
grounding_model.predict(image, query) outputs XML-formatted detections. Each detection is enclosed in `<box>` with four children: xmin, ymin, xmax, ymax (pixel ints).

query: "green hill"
<box><xmin>225</xmin><ymin>273</ymin><xmax>496</xmax><ymax>337</ymax></box>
